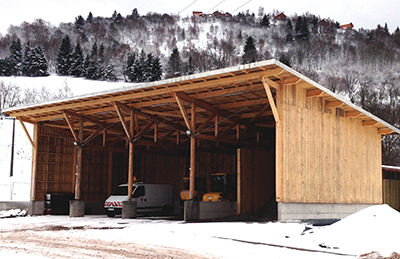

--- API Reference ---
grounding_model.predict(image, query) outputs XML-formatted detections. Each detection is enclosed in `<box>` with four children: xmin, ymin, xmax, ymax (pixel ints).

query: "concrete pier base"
<box><xmin>69</xmin><ymin>200</ymin><xmax>85</xmax><ymax>217</ymax></box>
<box><xmin>278</xmin><ymin>202</ymin><xmax>375</xmax><ymax>220</ymax></box>
<box><xmin>122</xmin><ymin>201</ymin><xmax>137</xmax><ymax>219</ymax></box>
<box><xmin>184</xmin><ymin>200</ymin><xmax>199</xmax><ymax>221</ymax></box>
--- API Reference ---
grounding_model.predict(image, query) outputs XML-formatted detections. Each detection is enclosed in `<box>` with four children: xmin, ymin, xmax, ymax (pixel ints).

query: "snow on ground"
<box><xmin>0</xmin><ymin>204</ymin><xmax>399</xmax><ymax>258</ymax></box>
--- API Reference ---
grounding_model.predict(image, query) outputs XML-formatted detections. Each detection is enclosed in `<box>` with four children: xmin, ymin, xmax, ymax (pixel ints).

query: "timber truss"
<box><xmin>5</xmin><ymin>60</ymin><xmax>398</xmax><ymax>154</ymax></box>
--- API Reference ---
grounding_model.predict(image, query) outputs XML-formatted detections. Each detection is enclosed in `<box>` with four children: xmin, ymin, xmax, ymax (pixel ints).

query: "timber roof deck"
<box><xmin>4</xmin><ymin>59</ymin><xmax>399</xmax><ymax>150</ymax></box>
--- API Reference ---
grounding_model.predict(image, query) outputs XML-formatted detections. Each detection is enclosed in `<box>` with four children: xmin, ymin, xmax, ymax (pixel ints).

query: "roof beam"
<box><xmin>363</xmin><ymin>120</ymin><xmax>378</xmax><ymax>127</ymax></box>
<box><xmin>173</xmin><ymin>92</ymin><xmax>192</xmax><ymax>131</ymax></box>
<box><xmin>63</xmin><ymin>110</ymin><xmax>79</xmax><ymax>143</ymax></box>
<box><xmin>326</xmin><ymin>101</ymin><xmax>343</xmax><ymax>108</ymax></box>
<box><xmin>174</xmin><ymin>91</ymin><xmax>241</xmax><ymax>123</ymax></box>
<box><xmin>63</xmin><ymin>109</ymin><xmax>125</xmax><ymax>136</ymax></box>
<box><xmin>17</xmin><ymin>117</ymin><xmax>34</xmax><ymax>149</ymax></box>
<box><xmin>379</xmin><ymin>128</ymin><xmax>394</xmax><ymax>135</ymax></box>
<box><xmin>345</xmin><ymin>111</ymin><xmax>361</xmax><ymax>118</ymax></box>
<box><xmin>262</xmin><ymin>76</ymin><xmax>280</xmax><ymax>123</ymax></box>
<box><xmin>113</xmin><ymin>101</ymin><xmax>132</xmax><ymax>142</ymax></box>
<box><xmin>307</xmin><ymin>89</ymin><xmax>323</xmax><ymax>97</ymax></box>
<box><xmin>113</xmin><ymin>101</ymin><xmax>186</xmax><ymax>132</ymax></box>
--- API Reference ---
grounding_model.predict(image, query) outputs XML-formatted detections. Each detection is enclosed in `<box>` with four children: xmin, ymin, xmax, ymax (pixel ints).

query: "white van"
<box><xmin>104</xmin><ymin>183</ymin><xmax>174</xmax><ymax>217</ymax></box>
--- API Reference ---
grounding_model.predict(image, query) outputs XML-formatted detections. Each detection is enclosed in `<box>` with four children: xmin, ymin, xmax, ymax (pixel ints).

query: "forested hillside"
<box><xmin>0</xmin><ymin>7</ymin><xmax>399</xmax><ymax>165</ymax></box>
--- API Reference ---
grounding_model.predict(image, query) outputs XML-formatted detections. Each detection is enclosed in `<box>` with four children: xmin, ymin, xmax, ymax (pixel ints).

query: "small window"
<box><xmin>133</xmin><ymin>186</ymin><xmax>145</xmax><ymax>198</ymax></box>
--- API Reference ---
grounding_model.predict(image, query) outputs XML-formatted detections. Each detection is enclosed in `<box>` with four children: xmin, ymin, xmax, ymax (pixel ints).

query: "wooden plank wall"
<box><xmin>238</xmin><ymin>147</ymin><xmax>275</xmax><ymax>214</ymax></box>
<box><xmin>80</xmin><ymin>148</ymin><xmax>109</xmax><ymax>201</ymax></box>
<box><xmin>195</xmin><ymin>151</ymin><xmax>237</xmax><ymax>193</ymax></box>
<box><xmin>35</xmin><ymin>126</ymin><xmax>75</xmax><ymax>201</ymax></box>
<box><xmin>383</xmin><ymin>179</ymin><xmax>400</xmax><ymax>211</ymax></box>
<box><xmin>280</xmin><ymin>84</ymin><xmax>382</xmax><ymax>204</ymax></box>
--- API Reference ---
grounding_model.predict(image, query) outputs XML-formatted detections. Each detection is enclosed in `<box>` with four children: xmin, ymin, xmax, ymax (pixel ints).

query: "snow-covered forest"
<box><xmin>0</xmin><ymin>7</ymin><xmax>399</xmax><ymax>165</ymax></box>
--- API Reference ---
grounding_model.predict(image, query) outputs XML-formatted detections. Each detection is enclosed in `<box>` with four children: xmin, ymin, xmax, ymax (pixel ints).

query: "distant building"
<box><xmin>274</xmin><ymin>13</ymin><xmax>287</xmax><ymax>20</ymax></box>
<box><xmin>193</xmin><ymin>10</ymin><xmax>232</xmax><ymax>19</ymax></box>
<box><xmin>193</xmin><ymin>11</ymin><xmax>203</xmax><ymax>17</ymax></box>
<box><xmin>340</xmin><ymin>22</ymin><xmax>354</xmax><ymax>30</ymax></box>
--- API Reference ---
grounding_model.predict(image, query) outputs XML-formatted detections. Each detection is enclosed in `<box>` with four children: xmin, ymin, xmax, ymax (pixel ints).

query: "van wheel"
<box><xmin>217</xmin><ymin>198</ymin><xmax>223</xmax><ymax>201</ymax></box>
<box><xmin>107</xmin><ymin>211</ymin><xmax>115</xmax><ymax>217</ymax></box>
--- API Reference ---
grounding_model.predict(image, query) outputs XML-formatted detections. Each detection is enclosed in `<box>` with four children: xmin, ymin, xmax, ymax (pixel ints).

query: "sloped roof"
<box><xmin>3</xmin><ymin>59</ymin><xmax>399</xmax><ymax>150</ymax></box>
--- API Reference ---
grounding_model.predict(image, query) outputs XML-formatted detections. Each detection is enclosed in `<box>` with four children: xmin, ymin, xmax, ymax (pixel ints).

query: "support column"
<box><xmin>107</xmin><ymin>151</ymin><xmax>113</xmax><ymax>196</ymax></box>
<box><xmin>75</xmin><ymin>117</ymin><xmax>83</xmax><ymax>200</ymax></box>
<box><xmin>30</xmin><ymin>124</ymin><xmax>39</xmax><ymax>201</ymax></box>
<box><xmin>189</xmin><ymin>103</ymin><xmax>196</xmax><ymax>200</ymax></box>
<box><xmin>128</xmin><ymin>110</ymin><xmax>134</xmax><ymax>200</ymax></box>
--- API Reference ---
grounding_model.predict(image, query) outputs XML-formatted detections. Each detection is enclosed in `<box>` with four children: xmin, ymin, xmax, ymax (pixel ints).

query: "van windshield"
<box><xmin>111</xmin><ymin>186</ymin><xmax>136</xmax><ymax>196</ymax></box>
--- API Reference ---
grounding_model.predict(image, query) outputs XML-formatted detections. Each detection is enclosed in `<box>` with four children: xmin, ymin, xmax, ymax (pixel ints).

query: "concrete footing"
<box><xmin>278</xmin><ymin>202</ymin><xmax>376</xmax><ymax>220</ymax></box>
<box><xmin>69</xmin><ymin>200</ymin><xmax>85</xmax><ymax>217</ymax></box>
<box><xmin>184</xmin><ymin>200</ymin><xmax>199</xmax><ymax>221</ymax></box>
<box><xmin>184</xmin><ymin>201</ymin><xmax>237</xmax><ymax>221</ymax></box>
<box><xmin>122</xmin><ymin>201</ymin><xmax>137</xmax><ymax>219</ymax></box>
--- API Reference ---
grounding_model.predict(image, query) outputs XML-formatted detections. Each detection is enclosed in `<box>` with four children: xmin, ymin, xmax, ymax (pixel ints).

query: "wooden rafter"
<box><xmin>113</xmin><ymin>101</ymin><xmax>132</xmax><ymax>142</ymax></box>
<box><xmin>173</xmin><ymin>92</ymin><xmax>192</xmax><ymax>132</ymax></box>
<box><xmin>63</xmin><ymin>109</ymin><xmax>124</xmax><ymax>136</ymax></box>
<box><xmin>307</xmin><ymin>89</ymin><xmax>323</xmax><ymax>97</ymax></box>
<box><xmin>345</xmin><ymin>111</ymin><xmax>361</xmax><ymax>118</ymax></box>
<box><xmin>114</xmin><ymin>100</ymin><xmax>186</xmax><ymax>132</ymax></box>
<box><xmin>262</xmin><ymin>76</ymin><xmax>280</xmax><ymax>124</ymax></box>
<box><xmin>63</xmin><ymin>110</ymin><xmax>79</xmax><ymax>143</ymax></box>
<box><xmin>326</xmin><ymin>101</ymin><xmax>343</xmax><ymax>108</ymax></box>
<box><xmin>175</xmin><ymin>91</ymin><xmax>241</xmax><ymax>124</ymax></box>
<box><xmin>363</xmin><ymin>120</ymin><xmax>378</xmax><ymax>127</ymax></box>
<box><xmin>17</xmin><ymin>117</ymin><xmax>34</xmax><ymax>149</ymax></box>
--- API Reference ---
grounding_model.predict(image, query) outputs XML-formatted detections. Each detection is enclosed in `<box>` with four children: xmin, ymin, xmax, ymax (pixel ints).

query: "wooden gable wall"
<box><xmin>276</xmin><ymin>83</ymin><xmax>383</xmax><ymax>204</ymax></box>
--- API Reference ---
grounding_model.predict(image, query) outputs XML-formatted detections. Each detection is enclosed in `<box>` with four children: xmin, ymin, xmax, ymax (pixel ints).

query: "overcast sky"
<box><xmin>1</xmin><ymin>0</ymin><xmax>399</xmax><ymax>35</ymax></box>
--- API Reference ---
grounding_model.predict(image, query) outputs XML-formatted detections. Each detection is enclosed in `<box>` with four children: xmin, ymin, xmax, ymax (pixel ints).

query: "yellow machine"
<box><xmin>179</xmin><ymin>177</ymin><xmax>206</xmax><ymax>204</ymax></box>
<box><xmin>202</xmin><ymin>173</ymin><xmax>237</xmax><ymax>202</ymax></box>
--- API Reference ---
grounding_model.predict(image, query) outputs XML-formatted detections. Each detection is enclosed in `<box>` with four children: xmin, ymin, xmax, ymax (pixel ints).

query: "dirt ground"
<box><xmin>0</xmin><ymin>222</ymin><xmax>220</xmax><ymax>259</ymax></box>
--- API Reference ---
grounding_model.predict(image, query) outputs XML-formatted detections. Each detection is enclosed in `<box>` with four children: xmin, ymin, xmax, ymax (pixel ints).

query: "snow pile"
<box><xmin>0</xmin><ymin>208</ymin><xmax>28</xmax><ymax>218</ymax></box>
<box><xmin>305</xmin><ymin>204</ymin><xmax>400</xmax><ymax>257</ymax></box>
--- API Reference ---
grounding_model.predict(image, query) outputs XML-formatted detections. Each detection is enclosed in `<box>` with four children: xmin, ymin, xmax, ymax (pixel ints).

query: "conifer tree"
<box><xmin>29</xmin><ymin>45</ymin><xmax>48</xmax><ymax>76</ymax></box>
<box><xmin>22</xmin><ymin>42</ymin><xmax>32</xmax><ymax>76</ymax></box>
<box><xmin>285</xmin><ymin>19</ymin><xmax>294</xmax><ymax>42</ymax></box>
<box><xmin>133</xmin><ymin>49</ymin><xmax>146</xmax><ymax>82</ymax></box>
<box><xmin>87</xmin><ymin>12</ymin><xmax>93</xmax><ymax>23</ymax></box>
<box><xmin>86</xmin><ymin>42</ymin><xmax>98</xmax><ymax>79</ymax></box>
<box><xmin>124</xmin><ymin>52</ymin><xmax>136</xmax><ymax>82</ymax></box>
<box><xmin>70</xmin><ymin>42</ymin><xmax>85</xmax><ymax>77</ymax></box>
<box><xmin>261</xmin><ymin>15</ymin><xmax>270</xmax><ymax>27</ymax></box>
<box><xmin>167</xmin><ymin>47</ymin><xmax>182</xmax><ymax>78</ymax></box>
<box><xmin>57</xmin><ymin>35</ymin><xmax>73</xmax><ymax>76</ymax></box>
<box><xmin>242</xmin><ymin>36</ymin><xmax>257</xmax><ymax>64</ymax></box>
<box><xmin>144</xmin><ymin>53</ymin><xmax>162</xmax><ymax>82</ymax></box>
<box><xmin>75</xmin><ymin>15</ymin><xmax>85</xmax><ymax>31</ymax></box>
<box><xmin>104</xmin><ymin>64</ymin><xmax>117</xmax><ymax>81</ymax></box>
<box><xmin>9</xmin><ymin>38</ymin><xmax>23</xmax><ymax>76</ymax></box>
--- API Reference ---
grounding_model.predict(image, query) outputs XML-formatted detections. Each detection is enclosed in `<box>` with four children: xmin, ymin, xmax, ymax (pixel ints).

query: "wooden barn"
<box><xmin>4</xmin><ymin>59</ymin><xmax>400</xmax><ymax>220</ymax></box>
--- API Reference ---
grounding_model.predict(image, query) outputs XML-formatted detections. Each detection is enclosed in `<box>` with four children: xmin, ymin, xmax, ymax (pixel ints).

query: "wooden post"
<box><xmin>30</xmin><ymin>124</ymin><xmax>39</xmax><ymax>201</ymax></box>
<box><xmin>75</xmin><ymin>117</ymin><xmax>83</xmax><ymax>200</ymax></box>
<box><xmin>128</xmin><ymin>110</ymin><xmax>134</xmax><ymax>200</ymax></box>
<box><xmin>189</xmin><ymin>103</ymin><xmax>196</xmax><ymax>200</ymax></box>
<box><xmin>275</xmin><ymin>83</ymin><xmax>283</xmax><ymax>202</ymax></box>
<box><xmin>108</xmin><ymin>151</ymin><xmax>113</xmax><ymax>196</ymax></box>
<box><xmin>237</xmin><ymin>148</ymin><xmax>242</xmax><ymax>214</ymax></box>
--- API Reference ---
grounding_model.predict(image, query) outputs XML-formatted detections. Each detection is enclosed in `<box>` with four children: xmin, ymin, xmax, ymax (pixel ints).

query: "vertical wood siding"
<box><xmin>280</xmin><ymin>84</ymin><xmax>382</xmax><ymax>204</ymax></box>
<box><xmin>383</xmin><ymin>179</ymin><xmax>400</xmax><ymax>211</ymax></box>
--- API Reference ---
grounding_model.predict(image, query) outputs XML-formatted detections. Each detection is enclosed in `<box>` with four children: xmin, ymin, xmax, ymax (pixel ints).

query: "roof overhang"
<box><xmin>4</xmin><ymin>59</ymin><xmax>399</xmax><ymax>150</ymax></box>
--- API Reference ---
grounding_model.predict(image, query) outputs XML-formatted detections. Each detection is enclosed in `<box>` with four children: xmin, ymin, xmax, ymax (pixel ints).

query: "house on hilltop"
<box><xmin>340</xmin><ymin>22</ymin><xmax>354</xmax><ymax>29</ymax></box>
